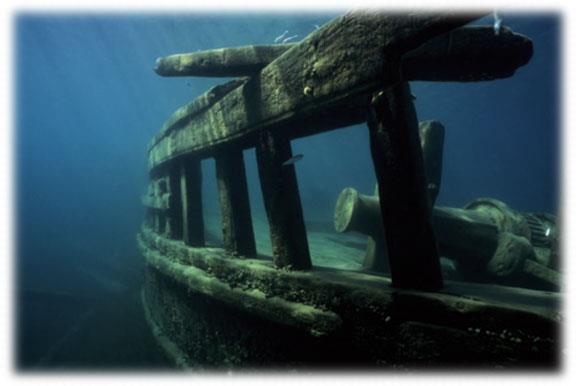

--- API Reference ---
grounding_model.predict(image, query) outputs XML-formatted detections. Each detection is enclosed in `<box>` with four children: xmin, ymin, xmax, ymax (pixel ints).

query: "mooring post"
<box><xmin>180</xmin><ymin>157</ymin><xmax>205</xmax><ymax>247</ymax></box>
<box><xmin>167</xmin><ymin>165</ymin><xmax>183</xmax><ymax>240</ymax></box>
<box><xmin>255</xmin><ymin>129</ymin><xmax>311</xmax><ymax>270</ymax></box>
<box><xmin>367</xmin><ymin>82</ymin><xmax>443</xmax><ymax>290</ymax></box>
<box><xmin>215</xmin><ymin>148</ymin><xmax>257</xmax><ymax>257</ymax></box>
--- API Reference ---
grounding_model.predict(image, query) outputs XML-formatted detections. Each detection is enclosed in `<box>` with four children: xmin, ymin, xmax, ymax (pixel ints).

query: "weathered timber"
<box><xmin>419</xmin><ymin>120</ymin><xmax>445</xmax><ymax>206</ymax></box>
<box><xmin>167</xmin><ymin>165</ymin><xmax>183</xmax><ymax>239</ymax></box>
<box><xmin>256</xmin><ymin>130</ymin><xmax>311</xmax><ymax>269</ymax></box>
<box><xmin>215</xmin><ymin>148</ymin><xmax>257</xmax><ymax>257</ymax></box>
<box><xmin>334</xmin><ymin>188</ymin><xmax>559</xmax><ymax>289</ymax></box>
<box><xmin>180</xmin><ymin>158</ymin><xmax>205</xmax><ymax>247</ymax></box>
<box><xmin>140</xmin><ymin>226</ymin><xmax>559</xmax><ymax>318</ymax></box>
<box><xmin>138</xmin><ymin>227</ymin><xmax>559</xmax><ymax>367</ymax></box>
<box><xmin>154</xmin><ymin>26</ymin><xmax>531</xmax><ymax>82</ymax></box>
<box><xmin>142</xmin><ymin>245</ymin><xmax>342</xmax><ymax>337</ymax></box>
<box><xmin>154</xmin><ymin>178</ymin><xmax>168</xmax><ymax>234</ymax></box>
<box><xmin>523</xmin><ymin>260</ymin><xmax>561</xmax><ymax>288</ymax></box>
<box><xmin>333</xmin><ymin>188</ymin><xmax>500</xmax><ymax>277</ymax></box>
<box><xmin>155</xmin><ymin>44</ymin><xmax>295</xmax><ymax>77</ymax></box>
<box><xmin>432</xmin><ymin>206</ymin><xmax>499</xmax><ymax>267</ymax></box>
<box><xmin>148</xmin><ymin>78</ymin><xmax>248</xmax><ymax>152</ymax></box>
<box><xmin>334</xmin><ymin>187</ymin><xmax>389</xmax><ymax>273</ymax></box>
<box><xmin>343</xmin><ymin>120</ymin><xmax>443</xmax><ymax>272</ymax></box>
<box><xmin>334</xmin><ymin>188</ymin><xmax>382</xmax><ymax>237</ymax></box>
<box><xmin>364</xmin><ymin>184</ymin><xmax>389</xmax><ymax>272</ymax></box>
<box><xmin>148</xmin><ymin>12</ymin><xmax>483</xmax><ymax>171</ymax></box>
<box><xmin>368</xmin><ymin>82</ymin><xmax>443</xmax><ymax>291</ymax></box>
<box><xmin>141</xmin><ymin>194</ymin><xmax>170</xmax><ymax>210</ymax></box>
<box><xmin>140</xmin><ymin>288</ymin><xmax>193</xmax><ymax>369</ymax></box>
<box><xmin>402</xmin><ymin>26</ymin><xmax>533</xmax><ymax>81</ymax></box>
<box><xmin>153</xmin><ymin>210</ymin><xmax>161</xmax><ymax>233</ymax></box>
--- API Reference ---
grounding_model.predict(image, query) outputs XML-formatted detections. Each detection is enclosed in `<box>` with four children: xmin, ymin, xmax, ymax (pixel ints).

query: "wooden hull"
<box><xmin>138</xmin><ymin>227</ymin><xmax>559</xmax><ymax>369</ymax></box>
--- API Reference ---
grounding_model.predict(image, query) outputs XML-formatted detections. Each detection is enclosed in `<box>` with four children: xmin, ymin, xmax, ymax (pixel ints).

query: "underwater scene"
<box><xmin>16</xmin><ymin>11</ymin><xmax>560</xmax><ymax>371</ymax></box>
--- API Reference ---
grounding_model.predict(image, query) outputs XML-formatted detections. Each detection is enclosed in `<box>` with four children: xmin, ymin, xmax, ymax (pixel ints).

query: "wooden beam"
<box><xmin>255</xmin><ymin>130</ymin><xmax>311</xmax><ymax>270</ymax></box>
<box><xmin>148</xmin><ymin>13</ymin><xmax>482</xmax><ymax>171</ymax></box>
<box><xmin>368</xmin><ymin>82</ymin><xmax>443</xmax><ymax>291</ymax></box>
<box><xmin>215</xmin><ymin>149</ymin><xmax>257</xmax><ymax>257</ymax></box>
<box><xmin>402</xmin><ymin>26</ymin><xmax>533</xmax><ymax>82</ymax></box>
<box><xmin>180</xmin><ymin>158</ymin><xmax>205</xmax><ymax>247</ymax></box>
<box><xmin>154</xmin><ymin>26</ymin><xmax>532</xmax><ymax>82</ymax></box>
<box><xmin>148</xmin><ymin>78</ymin><xmax>247</xmax><ymax>153</ymax></box>
<box><xmin>155</xmin><ymin>44</ymin><xmax>295</xmax><ymax>77</ymax></box>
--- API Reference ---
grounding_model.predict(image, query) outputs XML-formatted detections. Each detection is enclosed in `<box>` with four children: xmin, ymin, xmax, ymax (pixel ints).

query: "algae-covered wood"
<box><xmin>368</xmin><ymin>83</ymin><xmax>443</xmax><ymax>290</ymax></box>
<box><xmin>419</xmin><ymin>120</ymin><xmax>445</xmax><ymax>206</ymax></box>
<box><xmin>215</xmin><ymin>149</ymin><xmax>257</xmax><ymax>257</ymax></box>
<box><xmin>147</xmin><ymin>12</ymin><xmax>482</xmax><ymax>171</ymax></box>
<box><xmin>179</xmin><ymin>158</ymin><xmax>205</xmax><ymax>247</ymax></box>
<box><xmin>154</xmin><ymin>26</ymin><xmax>531</xmax><ymax>81</ymax></box>
<box><xmin>256</xmin><ymin>130</ymin><xmax>311</xmax><ymax>269</ymax></box>
<box><xmin>138</xmin><ymin>226</ymin><xmax>559</xmax><ymax>366</ymax></box>
<box><xmin>141</xmin><ymin>194</ymin><xmax>170</xmax><ymax>210</ymax></box>
<box><xmin>155</xmin><ymin>44</ymin><xmax>295</xmax><ymax>77</ymax></box>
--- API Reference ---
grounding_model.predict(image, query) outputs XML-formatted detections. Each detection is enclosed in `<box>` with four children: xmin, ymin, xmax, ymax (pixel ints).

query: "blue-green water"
<box><xmin>15</xmin><ymin>12</ymin><xmax>559</xmax><ymax>369</ymax></box>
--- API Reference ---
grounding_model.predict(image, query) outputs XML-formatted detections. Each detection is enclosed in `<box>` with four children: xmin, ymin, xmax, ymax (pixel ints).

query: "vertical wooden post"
<box><xmin>155</xmin><ymin>178</ymin><xmax>166</xmax><ymax>234</ymax></box>
<box><xmin>367</xmin><ymin>82</ymin><xmax>443</xmax><ymax>291</ymax></box>
<box><xmin>255</xmin><ymin>130</ymin><xmax>311</xmax><ymax>270</ymax></box>
<box><xmin>419</xmin><ymin>120</ymin><xmax>445</xmax><ymax>207</ymax></box>
<box><xmin>146</xmin><ymin>209</ymin><xmax>154</xmax><ymax>229</ymax></box>
<box><xmin>153</xmin><ymin>211</ymin><xmax>161</xmax><ymax>233</ymax></box>
<box><xmin>167</xmin><ymin>165</ymin><xmax>183</xmax><ymax>240</ymax></box>
<box><xmin>215</xmin><ymin>149</ymin><xmax>257</xmax><ymax>257</ymax></box>
<box><xmin>364</xmin><ymin>184</ymin><xmax>389</xmax><ymax>273</ymax></box>
<box><xmin>180</xmin><ymin>158</ymin><xmax>205</xmax><ymax>247</ymax></box>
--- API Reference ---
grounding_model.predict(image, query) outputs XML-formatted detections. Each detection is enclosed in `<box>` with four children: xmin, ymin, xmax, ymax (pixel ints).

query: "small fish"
<box><xmin>493</xmin><ymin>11</ymin><xmax>503</xmax><ymax>36</ymax></box>
<box><xmin>545</xmin><ymin>227</ymin><xmax>551</xmax><ymax>237</ymax></box>
<box><xmin>282</xmin><ymin>154</ymin><xmax>303</xmax><ymax>166</ymax></box>
<box><xmin>313</xmin><ymin>24</ymin><xmax>320</xmax><ymax>30</ymax></box>
<box><xmin>411</xmin><ymin>93</ymin><xmax>417</xmax><ymax>101</ymax></box>
<box><xmin>274</xmin><ymin>30</ymin><xmax>288</xmax><ymax>43</ymax></box>
<box><xmin>282</xmin><ymin>34</ymin><xmax>299</xmax><ymax>44</ymax></box>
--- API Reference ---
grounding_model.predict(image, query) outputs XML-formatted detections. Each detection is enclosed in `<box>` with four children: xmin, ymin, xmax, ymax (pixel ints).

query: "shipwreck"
<box><xmin>138</xmin><ymin>12</ymin><xmax>560</xmax><ymax>369</ymax></box>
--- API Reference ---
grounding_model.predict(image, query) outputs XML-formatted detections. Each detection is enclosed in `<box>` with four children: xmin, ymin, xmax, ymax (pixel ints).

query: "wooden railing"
<box><xmin>143</xmin><ymin>11</ymin><xmax>533</xmax><ymax>290</ymax></box>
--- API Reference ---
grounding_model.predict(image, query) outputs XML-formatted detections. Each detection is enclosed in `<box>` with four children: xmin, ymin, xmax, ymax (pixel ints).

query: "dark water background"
<box><xmin>15</xmin><ymin>12</ymin><xmax>559</xmax><ymax>369</ymax></box>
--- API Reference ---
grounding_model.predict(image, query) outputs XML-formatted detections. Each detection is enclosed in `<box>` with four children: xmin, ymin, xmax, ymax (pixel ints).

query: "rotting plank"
<box><xmin>138</xmin><ymin>226</ymin><xmax>559</xmax><ymax>344</ymax></box>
